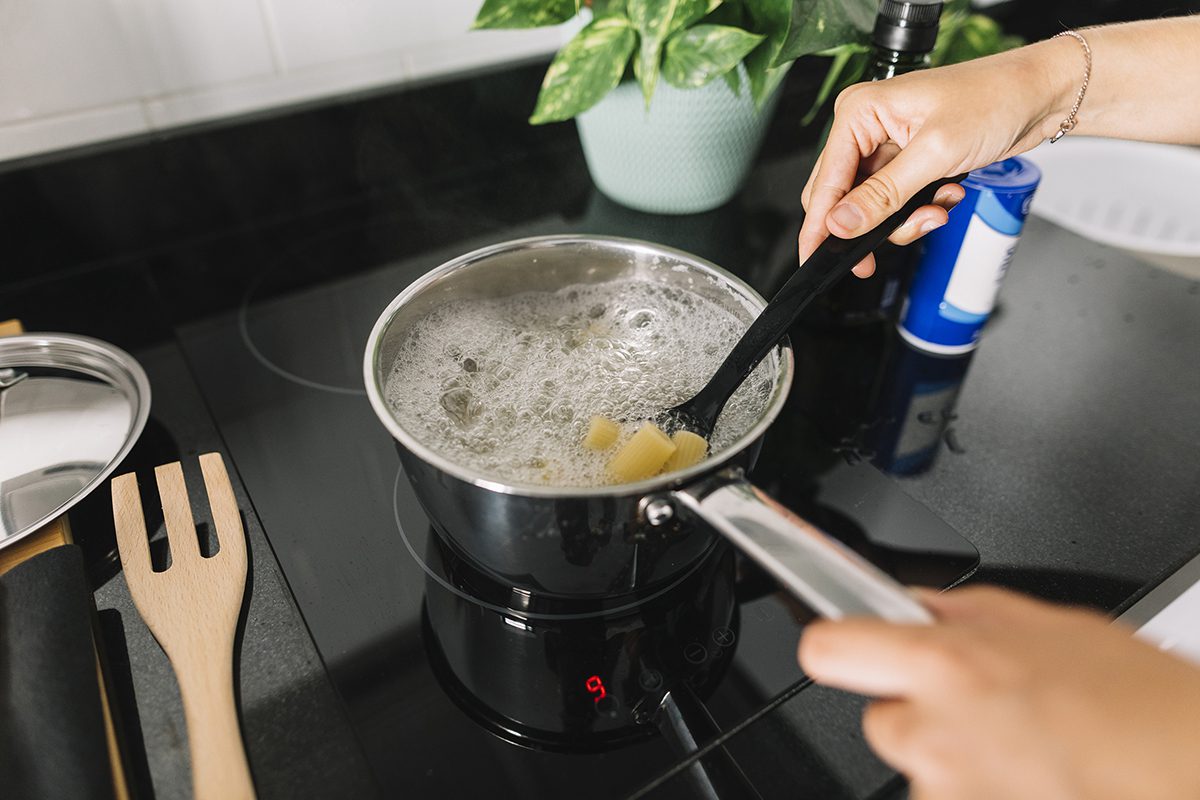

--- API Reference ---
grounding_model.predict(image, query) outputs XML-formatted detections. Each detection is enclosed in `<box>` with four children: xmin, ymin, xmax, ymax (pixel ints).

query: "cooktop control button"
<box><xmin>712</xmin><ymin>626</ymin><xmax>736</xmax><ymax>647</ymax></box>
<box><xmin>594</xmin><ymin>695</ymin><xmax>618</xmax><ymax>718</ymax></box>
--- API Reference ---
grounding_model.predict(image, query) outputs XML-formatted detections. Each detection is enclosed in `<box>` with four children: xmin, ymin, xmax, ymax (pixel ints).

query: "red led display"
<box><xmin>585</xmin><ymin>675</ymin><xmax>607</xmax><ymax>703</ymax></box>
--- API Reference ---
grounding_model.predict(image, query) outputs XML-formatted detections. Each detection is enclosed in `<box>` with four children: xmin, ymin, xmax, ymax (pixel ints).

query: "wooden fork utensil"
<box><xmin>111</xmin><ymin>453</ymin><xmax>255</xmax><ymax>800</ymax></box>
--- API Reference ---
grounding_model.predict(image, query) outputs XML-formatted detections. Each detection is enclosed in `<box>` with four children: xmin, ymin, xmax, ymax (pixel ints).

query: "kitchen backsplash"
<box><xmin>0</xmin><ymin>0</ymin><xmax>574</xmax><ymax>164</ymax></box>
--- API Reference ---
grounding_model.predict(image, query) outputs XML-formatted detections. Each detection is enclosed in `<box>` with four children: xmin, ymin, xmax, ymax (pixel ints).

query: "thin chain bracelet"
<box><xmin>1049</xmin><ymin>30</ymin><xmax>1092</xmax><ymax>143</ymax></box>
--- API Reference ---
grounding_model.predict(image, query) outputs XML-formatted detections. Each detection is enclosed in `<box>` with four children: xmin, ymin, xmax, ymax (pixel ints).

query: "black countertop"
<box><xmin>886</xmin><ymin>217</ymin><xmax>1200</xmax><ymax>606</ymax></box>
<box><xmin>2</xmin><ymin>54</ymin><xmax>1197</xmax><ymax>799</ymax></box>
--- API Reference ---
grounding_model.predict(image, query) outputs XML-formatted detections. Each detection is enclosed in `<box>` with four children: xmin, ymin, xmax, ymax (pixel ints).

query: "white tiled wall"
<box><xmin>0</xmin><ymin>0</ymin><xmax>574</xmax><ymax>163</ymax></box>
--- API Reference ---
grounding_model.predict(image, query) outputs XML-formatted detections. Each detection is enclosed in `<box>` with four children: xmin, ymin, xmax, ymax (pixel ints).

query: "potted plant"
<box><xmin>473</xmin><ymin>0</ymin><xmax>1019</xmax><ymax>214</ymax></box>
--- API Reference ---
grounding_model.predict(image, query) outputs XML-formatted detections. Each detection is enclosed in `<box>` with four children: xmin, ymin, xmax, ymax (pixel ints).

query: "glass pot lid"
<box><xmin>0</xmin><ymin>334</ymin><xmax>150</xmax><ymax>547</ymax></box>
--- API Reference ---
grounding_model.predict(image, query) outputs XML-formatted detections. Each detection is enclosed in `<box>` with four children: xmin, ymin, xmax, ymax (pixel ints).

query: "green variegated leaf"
<box><xmin>741</xmin><ymin>0</ymin><xmax>790</xmax><ymax>108</ymax></box>
<box><xmin>627</xmin><ymin>0</ymin><xmax>720</xmax><ymax>104</ymax></box>
<box><xmin>723</xmin><ymin>66</ymin><xmax>741</xmax><ymax>95</ymax></box>
<box><xmin>662</xmin><ymin>25</ymin><xmax>763</xmax><ymax>89</ymax></box>
<box><xmin>529</xmin><ymin>17</ymin><xmax>637</xmax><ymax>124</ymax></box>
<box><xmin>774</xmin><ymin>0</ymin><xmax>874</xmax><ymax>65</ymax></box>
<box><xmin>744</xmin><ymin>52</ymin><xmax>790</xmax><ymax>109</ymax></box>
<box><xmin>743</xmin><ymin>0</ymin><xmax>789</xmax><ymax>57</ymax></box>
<box><xmin>473</xmin><ymin>0</ymin><xmax>577</xmax><ymax>29</ymax></box>
<box><xmin>670</xmin><ymin>0</ymin><xmax>720</xmax><ymax>34</ymax></box>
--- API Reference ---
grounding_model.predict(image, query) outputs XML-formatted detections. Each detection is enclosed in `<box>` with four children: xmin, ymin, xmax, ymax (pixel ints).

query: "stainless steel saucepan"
<box><xmin>364</xmin><ymin>235</ymin><xmax>930</xmax><ymax>623</ymax></box>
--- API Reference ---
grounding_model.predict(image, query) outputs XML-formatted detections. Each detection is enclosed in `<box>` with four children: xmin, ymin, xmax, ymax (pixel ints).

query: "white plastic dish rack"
<box><xmin>1021</xmin><ymin>137</ymin><xmax>1200</xmax><ymax>258</ymax></box>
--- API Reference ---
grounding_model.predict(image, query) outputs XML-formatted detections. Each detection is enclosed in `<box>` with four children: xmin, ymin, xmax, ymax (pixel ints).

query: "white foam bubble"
<box><xmin>384</xmin><ymin>277</ymin><xmax>777</xmax><ymax>487</ymax></box>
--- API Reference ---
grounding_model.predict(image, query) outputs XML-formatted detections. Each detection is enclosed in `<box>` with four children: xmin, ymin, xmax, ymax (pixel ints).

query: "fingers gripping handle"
<box><xmin>674</xmin><ymin>476</ymin><xmax>934</xmax><ymax>624</ymax></box>
<box><xmin>685</xmin><ymin>174</ymin><xmax>968</xmax><ymax>425</ymax></box>
<box><xmin>812</xmin><ymin>173</ymin><xmax>969</xmax><ymax>280</ymax></box>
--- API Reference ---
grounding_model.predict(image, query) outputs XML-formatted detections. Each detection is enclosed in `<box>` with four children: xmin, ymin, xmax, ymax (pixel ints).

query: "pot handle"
<box><xmin>670</xmin><ymin>470</ymin><xmax>933</xmax><ymax>623</ymax></box>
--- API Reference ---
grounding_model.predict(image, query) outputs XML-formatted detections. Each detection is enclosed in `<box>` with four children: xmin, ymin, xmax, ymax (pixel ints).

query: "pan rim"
<box><xmin>363</xmin><ymin>234</ymin><xmax>795</xmax><ymax>499</ymax></box>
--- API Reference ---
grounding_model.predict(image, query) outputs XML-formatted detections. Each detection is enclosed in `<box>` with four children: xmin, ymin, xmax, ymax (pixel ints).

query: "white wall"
<box><xmin>0</xmin><ymin>0</ymin><xmax>574</xmax><ymax>163</ymax></box>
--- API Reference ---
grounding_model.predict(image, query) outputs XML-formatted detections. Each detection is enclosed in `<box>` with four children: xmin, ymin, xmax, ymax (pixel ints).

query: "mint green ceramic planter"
<box><xmin>575</xmin><ymin>68</ymin><xmax>783</xmax><ymax>214</ymax></box>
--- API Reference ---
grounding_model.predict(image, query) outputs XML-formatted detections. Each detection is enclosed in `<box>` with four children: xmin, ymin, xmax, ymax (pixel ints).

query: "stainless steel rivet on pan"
<box><xmin>640</xmin><ymin>497</ymin><xmax>675</xmax><ymax>527</ymax></box>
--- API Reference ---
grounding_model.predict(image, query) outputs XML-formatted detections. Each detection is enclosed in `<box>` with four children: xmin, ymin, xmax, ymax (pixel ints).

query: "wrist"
<box><xmin>1020</xmin><ymin>35</ymin><xmax>1089</xmax><ymax>140</ymax></box>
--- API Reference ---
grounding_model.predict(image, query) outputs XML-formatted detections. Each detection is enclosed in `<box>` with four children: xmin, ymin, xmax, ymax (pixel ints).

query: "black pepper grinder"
<box><xmin>814</xmin><ymin>0</ymin><xmax>944</xmax><ymax>327</ymax></box>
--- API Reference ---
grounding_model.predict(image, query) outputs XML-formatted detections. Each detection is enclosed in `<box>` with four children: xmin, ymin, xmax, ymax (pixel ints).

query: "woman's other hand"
<box><xmin>799</xmin><ymin>585</ymin><xmax>1200</xmax><ymax>800</ymax></box>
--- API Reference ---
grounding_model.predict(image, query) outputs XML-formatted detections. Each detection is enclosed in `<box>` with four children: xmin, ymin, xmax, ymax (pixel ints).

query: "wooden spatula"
<box><xmin>111</xmin><ymin>453</ymin><xmax>255</xmax><ymax>800</ymax></box>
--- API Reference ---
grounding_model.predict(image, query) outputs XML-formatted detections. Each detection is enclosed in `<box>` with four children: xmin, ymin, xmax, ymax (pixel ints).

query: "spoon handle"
<box><xmin>685</xmin><ymin>173</ymin><xmax>968</xmax><ymax>430</ymax></box>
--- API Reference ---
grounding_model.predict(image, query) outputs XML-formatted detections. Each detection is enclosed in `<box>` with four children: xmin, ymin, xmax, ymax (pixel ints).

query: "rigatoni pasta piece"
<box><xmin>583</xmin><ymin>415</ymin><xmax>620</xmax><ymax>450</ymax></box>
<box><xmin>608</xmin><ymin>422</ymin><xmax>676</xmax><ymax>482</ymax></box>
<box><xmin>663</xmin><ymin>431</ymin><xmax>708</xmax><ymax>473</ymax></box>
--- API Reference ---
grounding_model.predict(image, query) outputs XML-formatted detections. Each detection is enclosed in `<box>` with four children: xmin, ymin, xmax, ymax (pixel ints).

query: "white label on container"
<box><xmin>942</xmin><ymin>214</ymin><xmax>1019</xmax><ymax>318</ymax></box>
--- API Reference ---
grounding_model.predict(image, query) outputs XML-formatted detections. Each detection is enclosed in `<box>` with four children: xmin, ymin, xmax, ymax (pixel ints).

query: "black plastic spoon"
<box><xmin>665</xmin><ymin>174</ymin><xmax>968</xmax><ymax>439</ymax></box>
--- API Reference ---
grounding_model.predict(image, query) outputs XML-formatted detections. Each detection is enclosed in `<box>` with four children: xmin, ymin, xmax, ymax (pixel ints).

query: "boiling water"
<box><xmin>384</xmin><ymin>277</ymin><xmax>777</xmax><ymax>487</ymax></box>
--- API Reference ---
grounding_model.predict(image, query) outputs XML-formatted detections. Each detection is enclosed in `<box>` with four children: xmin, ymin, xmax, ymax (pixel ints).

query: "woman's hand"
<box><xmin>798</xmin><ymin>16</ymin><xmax>1200</xmax><ymax>276</ymax></box>
<box><xmin>799</xmin><ymin>586</ymin><xmax>1200</xmax><ymax>800</ymax></box>
<box><xmin>798</xmin><ymin>40</ymin><xmax>1075</xmax><ymax>276</ymax></box>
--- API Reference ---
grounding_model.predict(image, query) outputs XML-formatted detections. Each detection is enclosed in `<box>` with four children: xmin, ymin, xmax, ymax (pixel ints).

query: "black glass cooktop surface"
<box><xmin>170</xmin><ymin>213</ymin><xmax>978</xmax><ymax>798</ymax></box>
